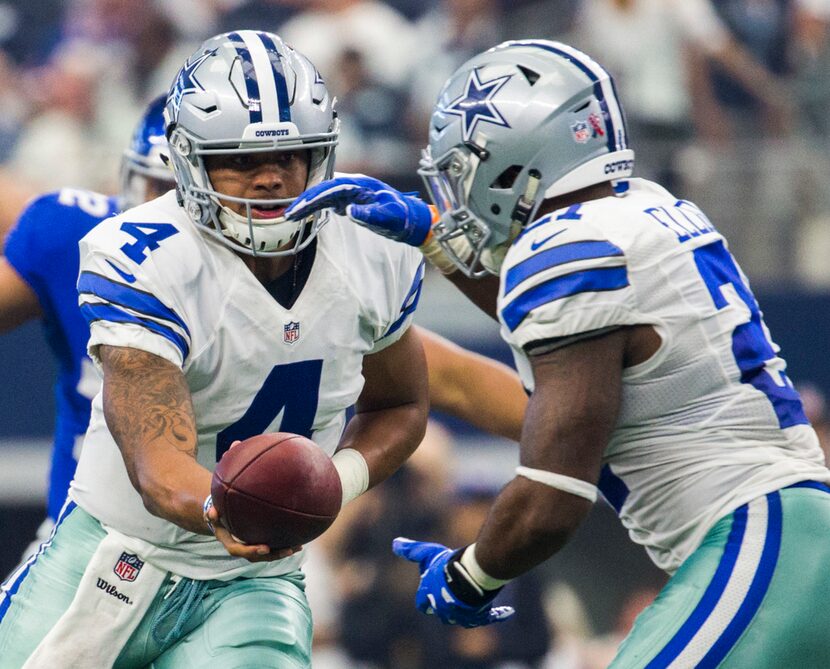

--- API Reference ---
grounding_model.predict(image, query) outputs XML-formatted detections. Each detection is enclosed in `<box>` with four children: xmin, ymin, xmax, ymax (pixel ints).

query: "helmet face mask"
<box><xmin>420</xmin><ymin>146</ymin><xmax>493</xmax><ymax>276</ymax></box>
<box><xmin>120</xmin><ymin>94</ymin><xmax>176</xmax><ymax>210</ymax></box>
<box><xmin>418</xmin><ymin>40</ymin><xmax>635</xmax><ymax>277</ymax></box>
<box><xmin>164</xmin><ymin>31</ymin><xmax>339</xmax><ymax>256</ymax></box>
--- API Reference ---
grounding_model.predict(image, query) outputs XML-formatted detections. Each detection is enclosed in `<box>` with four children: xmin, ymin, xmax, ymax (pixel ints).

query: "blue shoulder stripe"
<box><xmin>502</xmin><ymin>266</ymin><xmax>629</xmax><ymax>331</ymax></box>
<box><xmin>382</xmin><ymin>260</ymin><xmax>425</xmax><ymax>339</ymax></box>
<box><xmin>78</xmin><ymin>271</ymin><xmax>190</xmax><ymax>337</ymax></box>
<box><xmin>80</xmin><ymin>302</ymin><xmax>189</xmax><ymax>361</ymax></box>
<box><xmin>505</xmin><ymin>240</ymin><xmax>623</xmax><ymax>294</ymax></box>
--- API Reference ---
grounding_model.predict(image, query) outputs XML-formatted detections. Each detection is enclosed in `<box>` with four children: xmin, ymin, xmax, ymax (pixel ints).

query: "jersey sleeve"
<box><xmin>499</xmin><ymin>219</ymin><xmax>640</xmax><ymax>353</ymax></box>
<box><xmin>5</xmin><ymin>190</ymin><xmax>119</xmax><ymax>303</ymax></box>
<box><xmin>3</xmin><ymin>196</ymin><xmax>43</xmax><ymax>290</ymax></box>
<box><xmin>368</xmin><ymin>250</ymin><xmax>425</xmax><ymax>354</ymax></box>
<box><xmin>77</xmin><ymin>220</ymin><xmax>192</xmax><ymax>369</ymax></box>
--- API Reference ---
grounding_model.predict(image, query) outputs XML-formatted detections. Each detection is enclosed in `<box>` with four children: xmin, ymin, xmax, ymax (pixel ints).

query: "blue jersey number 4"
<box><xmin>693</xmin><ymin>241</ymin><xmax>806</xmax><ymax>429</ymax></box>
<box><xmin>216</xmin><ymin>360</ymin><xmax>323</xmax><ymax>461</ymax></box>
<box><xmin>120</xmin><ymin>222</ymin><xmax>179</xmax><ymax>265</ymax></box>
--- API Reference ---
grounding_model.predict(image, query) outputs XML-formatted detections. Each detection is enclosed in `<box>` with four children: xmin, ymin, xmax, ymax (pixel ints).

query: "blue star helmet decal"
<box><xmin>168</xmin><ymin>48</ymin><xmax>217</xmax><ymax>121</ymax></box>
<box><xmin>442</xmin><ymin>68</ymin><xmax>512</xmax><ymax>142</ymax></box>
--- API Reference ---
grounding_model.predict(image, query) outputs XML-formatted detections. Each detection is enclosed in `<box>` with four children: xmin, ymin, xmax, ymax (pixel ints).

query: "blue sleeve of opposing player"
<box><xmin>5</xmin><ymin>190</ymin><xmax>118</xmax><ymax>303</ymax></box>
<box><xmin>4</xmin><ymin>193</ymin><xmax>60</xmax><ymax>296</ymax></box>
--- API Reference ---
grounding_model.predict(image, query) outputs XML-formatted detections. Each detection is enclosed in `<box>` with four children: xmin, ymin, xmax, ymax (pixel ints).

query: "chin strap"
<box><xmin>510</xmin><ymin>169</ymin><xmax>542</xmax><ymax>228</ymax></box>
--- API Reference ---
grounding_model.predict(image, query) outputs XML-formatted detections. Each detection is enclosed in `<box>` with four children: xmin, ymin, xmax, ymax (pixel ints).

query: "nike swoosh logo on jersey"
<box><xmin>530</xmin><ymin>229</ymin><xmax>567</xmax><ymax>251</ymax></box>
<box><xmin>106</xmin><ymin>260</ymin><xmax>136</xmax><ymax>284</ymax></box>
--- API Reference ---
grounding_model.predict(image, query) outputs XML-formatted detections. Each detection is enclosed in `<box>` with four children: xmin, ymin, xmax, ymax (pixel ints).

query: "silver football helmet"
<box><xmin>120</xmin><ymin>94</ymin><xmax>175</xmax><ymax>210</ymax></box>
<box><xmin>418</xmin><ymin>40</ymin><xmax>634</xmax><ymax>276</ymax></box>
<box><xmin>164</xmin><ymin>31</ymin><xmax>339</xmax><ymax>256</ymax></box>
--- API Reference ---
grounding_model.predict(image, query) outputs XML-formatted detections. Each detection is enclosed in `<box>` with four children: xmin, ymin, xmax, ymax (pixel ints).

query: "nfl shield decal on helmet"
<box><xmin>114</xmin><ymin>552</ymin><xmax>144</xmax><ymax>582</ymax></box>
<box><xmin>284</xmin><ymin>321</ymin><xmax>300</xmax><ymax>344</ymax></box>
<box><xmin>571</xmin><ymin>119</ymin><xmax>590</xmax><ymax>144</ymax></box>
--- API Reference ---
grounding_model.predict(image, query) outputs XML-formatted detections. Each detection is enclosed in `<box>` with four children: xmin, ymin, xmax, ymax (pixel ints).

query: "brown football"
<box><xmin>211</xmin><ymin>433</ymin><xmax>342</xmax><ymax>548</ymax></box>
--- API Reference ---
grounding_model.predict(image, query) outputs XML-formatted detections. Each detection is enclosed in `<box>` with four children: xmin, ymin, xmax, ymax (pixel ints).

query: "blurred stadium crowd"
<box><xmin>0</xmin><ymin>0</ymin><xmax>830</xmax><ymax>284</ymax></box>
<box><xmin>2</xmin><ymin>1</ymin><xmax>830</xmax><ymax>667</ymax></box>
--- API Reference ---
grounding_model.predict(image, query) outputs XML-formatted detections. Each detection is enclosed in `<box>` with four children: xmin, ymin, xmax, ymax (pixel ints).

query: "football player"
<box><xmin>0</xmin><ymin>94</ymin><xmax>174</xmax><ymax>545</ymax></box>
<box><xmin>0</xmin><ymin>91</ymin><xmax>521</xmax><ymax>552</ymax></box>
<box><xmin>0</xmin><ymin>32</ymin><xmax>429</xmax><ymax>668</ymax></box>
<box><xmin>285</xmin><ymin>40</ymin><xmax>830</xmax><ymax>667</ymax></box>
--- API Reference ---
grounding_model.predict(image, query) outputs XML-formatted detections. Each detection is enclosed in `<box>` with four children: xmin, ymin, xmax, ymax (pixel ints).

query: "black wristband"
<box><xmin>444</xmin><ymin>549</ymin><xmax>502</xmax><ymax>607</ymax></box>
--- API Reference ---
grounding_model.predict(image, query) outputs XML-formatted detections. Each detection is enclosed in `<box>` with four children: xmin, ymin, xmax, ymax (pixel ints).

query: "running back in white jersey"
<box><xmin>499</xmin><ymin>178</ymin><xmax>830</xmax><ymax>572</ymax></box>
<box><xmin>71</xmin><ymin>191</ymin><xmax>424</xmax><ymax>580</ymax></box>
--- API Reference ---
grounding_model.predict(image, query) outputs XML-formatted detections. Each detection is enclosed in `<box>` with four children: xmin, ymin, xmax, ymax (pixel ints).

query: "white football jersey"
<box><xmin>500</xmin><ymin>178</ymin><xmax>830</xmax><ymax>573</ymax></box>
<box><xmin>71</xmin><ymin>191</ymin><xmax>424</xmax><ymax>580</ymax></box>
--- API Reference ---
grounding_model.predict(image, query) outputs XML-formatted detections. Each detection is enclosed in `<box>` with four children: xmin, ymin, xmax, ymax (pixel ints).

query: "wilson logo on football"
<box><xmin>113</xmin><ymin>552</ymin><xmax>144</xmax><ymax>582</ymax></box>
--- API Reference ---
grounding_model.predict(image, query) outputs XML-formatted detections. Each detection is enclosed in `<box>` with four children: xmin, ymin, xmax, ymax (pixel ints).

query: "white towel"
<box><xmin>23</xmin><ymin>531</ymin><xmax>167</xmax><ymax>669</ymax></box>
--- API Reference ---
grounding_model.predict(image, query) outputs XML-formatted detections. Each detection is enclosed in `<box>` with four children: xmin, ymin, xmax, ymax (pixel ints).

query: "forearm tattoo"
<box><xmin>101</xmin><ymin>346</ymin><xmax>197</xmax><ymax>459</ymax></box>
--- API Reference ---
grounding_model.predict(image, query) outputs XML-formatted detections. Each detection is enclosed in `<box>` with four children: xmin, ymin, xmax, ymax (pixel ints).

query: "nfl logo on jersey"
<box><xmin>113</xmin><ymin>552</ymin><xmax>144</xmax><ymax>582</ymax></box>
<box><xmin>284</xmin><ymin>321</ymin><xmax>301</xmax><ymax>344</ymax></box>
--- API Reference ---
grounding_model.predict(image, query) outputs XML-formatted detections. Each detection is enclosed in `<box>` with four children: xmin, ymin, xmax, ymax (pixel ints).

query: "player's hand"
<box><xmin>392</xmin><ymin>537</ymin><xmax>515</xmax><ymax>628</ymax></box>
<box><xmin>204</xmin><ymin>494</ymin><xmax>302</xmax><ymax>563</ymax></box>
<box><xmin>284</xmin><ymin>175</ymin><xmax>433</xmax><ymax>246</ymax></box>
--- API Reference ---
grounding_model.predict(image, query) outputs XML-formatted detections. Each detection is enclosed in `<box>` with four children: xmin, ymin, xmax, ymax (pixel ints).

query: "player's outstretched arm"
<box><xmin>470</xmin><ymin>329</ymin><xmax>625</xmax><ymax>577</ymax></box>
<box><xmin>334</xmin><ymin>326</ymin><xmax>429</xmax><ymax>505</ymax></box>
<box><xmin>99</xmin><ymin>345</ymin><xmax>290</xmax><ymax>562</ymax></box>
<box><xmin>416</xmin><ymin>326</ymin><xmax>526</xmax><ymax>441</ymax></box>
<box><xmin>286</xmin><ymin>176</ymin><xmax>501</xmax><ymax>319</ymax></box>
<box><xmin>100</xmin><ymin>344</ymin><xmax>212</xmax><ymax>533</ymax></box>
<box><xmin>393</xmin><ymin>328</ymin><xmax>628</xmax><ymax>625</ymax></box>
<box><xmin>0</xmin><ymin>258</ymin><xmax>42</xmax><ymax>333</ymax></box>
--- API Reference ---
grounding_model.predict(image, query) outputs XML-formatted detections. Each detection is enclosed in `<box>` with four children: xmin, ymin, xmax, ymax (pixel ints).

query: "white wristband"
<box><xmin>515</xmin><ymin>466</ymin><xmax>599</xmax><ymax>503</ymax></box>
<box><xmin>460</xmin><ymin>544</ymin><xmax>512</xmax><ymax>590</ymax></box>
<box><xmin>331</xmin><ymin>448</ymin><xmax>369</xmax><ymax>507</ymax></box>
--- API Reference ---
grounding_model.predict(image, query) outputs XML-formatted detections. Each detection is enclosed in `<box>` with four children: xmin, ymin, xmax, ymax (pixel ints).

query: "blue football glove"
<box><xmin>284</xmin><ymin>175</ymin><xmax>433</xmax><ymax>247</ymax></box>
<box><xmin>392</xmin><ymin>537</ymin><xmax>515</xmax><ymax>628</ymax></box>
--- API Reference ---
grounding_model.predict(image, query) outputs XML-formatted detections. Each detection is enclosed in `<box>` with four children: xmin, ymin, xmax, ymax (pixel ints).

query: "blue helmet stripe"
<box><xmin>256</xmin><ymin>32</ymin><xmax>292</xmax><ymax>123</ymax></box>
<box><xmin>507</xmin><ymin>40</ymin><xmax>623</xmax><ymax>153</ymax></box>
<box><xmin>228</xmin><ymin>32</ymin><xmax>263</xmax><ymax>124</ymax></box>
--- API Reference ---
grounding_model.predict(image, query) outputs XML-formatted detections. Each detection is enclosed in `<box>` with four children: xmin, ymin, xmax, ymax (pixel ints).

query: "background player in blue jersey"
<box><xmin>0</xmin><ymin>94</ymin><xmax>174</xmax><ymax>528</ymax></box>
<box><xmin>287</xmin><ymin>40</ymin><xmax>830</xmax><ymax>668</ymax></box>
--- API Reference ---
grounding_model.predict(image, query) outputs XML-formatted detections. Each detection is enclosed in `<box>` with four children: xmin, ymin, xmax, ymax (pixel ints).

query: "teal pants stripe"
<box><xmin>0</xmin><ymin>499</ymin><xmax>77</xmax><ymax>623</ymax></box>
<box><xmin>610</xmin><ymin>484</ymin><xmax>830</xmax><ymax>668</ymax></box>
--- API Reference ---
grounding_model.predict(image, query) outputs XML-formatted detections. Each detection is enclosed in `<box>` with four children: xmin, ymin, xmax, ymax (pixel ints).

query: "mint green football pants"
<box><xmin>609</xmin><ymin>482</ymin><xmax>830</xmax><ymax>668</ymax></box>
<box><xmin>0</xmin><ymin>504</ymin><xmax>313</xmax><ymax>668</ymax></box>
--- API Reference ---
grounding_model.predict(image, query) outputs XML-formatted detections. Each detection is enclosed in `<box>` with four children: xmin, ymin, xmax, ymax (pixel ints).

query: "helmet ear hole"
<box><xmin>490</xmin><ymin>164</ymin><xmax>523</xmax><ymax>190</ymax></box>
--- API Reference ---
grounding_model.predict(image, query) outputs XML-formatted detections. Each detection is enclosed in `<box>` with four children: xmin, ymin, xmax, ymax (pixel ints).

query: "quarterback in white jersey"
<box><xmin>0</xmin><ymin>32</ymin><xmax>427</xmax><ymax>669</ymax></box>
<box><xmin>72</xmin><ymin>188</ymin><xmax>424</xmax><ymax>580</ymax></box>
<box><xmin>286</xmin><ymin>40</ymin><xmax>830</xmax><ymax>667</ymax></box>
